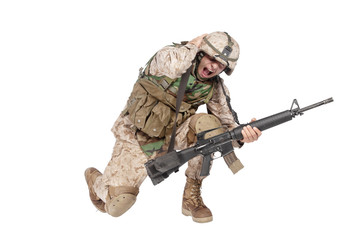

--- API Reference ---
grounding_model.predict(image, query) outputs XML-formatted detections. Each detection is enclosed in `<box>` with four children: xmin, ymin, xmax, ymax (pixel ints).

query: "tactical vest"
<box><xmin>121</xmin><ymin>45</ymin><xmax>216</xmax><ymax>140</ymax></box>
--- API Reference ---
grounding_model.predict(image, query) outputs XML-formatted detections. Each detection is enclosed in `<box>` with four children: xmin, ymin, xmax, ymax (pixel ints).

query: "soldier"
<box><xmin>85</xmin><ymin>32</ymin><xmax>262</xmax><ymax>223</ymax></box>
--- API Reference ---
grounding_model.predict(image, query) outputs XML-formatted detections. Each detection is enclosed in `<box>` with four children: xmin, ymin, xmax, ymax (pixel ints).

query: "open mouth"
<box><xmin>200</xmin><ymin>67</ymin><xmax>214</xmax><ymax>78</ymax></box>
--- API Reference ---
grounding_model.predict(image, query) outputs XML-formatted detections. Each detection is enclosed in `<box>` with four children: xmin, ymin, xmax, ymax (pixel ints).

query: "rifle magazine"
<box><xmin>224</xmin><ymin>151</ymin><xmax>244</xmax><ymax>174</ymax></box>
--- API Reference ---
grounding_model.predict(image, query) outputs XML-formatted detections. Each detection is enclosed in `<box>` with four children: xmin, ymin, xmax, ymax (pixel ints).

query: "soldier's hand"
<box><xmin>240</xmin><ymin>118</ymin><xmax>262</xmax><ymax>143</ymax></box>
<box><xmin>189</xmin><ymin>34</ymin><xmax>208</xmax><ymax>48</ymax></box>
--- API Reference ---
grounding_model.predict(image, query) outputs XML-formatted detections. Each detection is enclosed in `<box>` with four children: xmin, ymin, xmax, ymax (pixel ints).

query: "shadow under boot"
<box><xmin>84</xmin><ymin>167</ymin><xmax>106</xmax><ymax>213</ymax></box>
<box><xmin>182</xmin><ymin>177</ymin><xmax>213</xmax><ymax>223</ymax></box>
<box><xmin>105</xmin><ymin>186</ymin><xmax>139</xmax><ymax>217</ymax></box>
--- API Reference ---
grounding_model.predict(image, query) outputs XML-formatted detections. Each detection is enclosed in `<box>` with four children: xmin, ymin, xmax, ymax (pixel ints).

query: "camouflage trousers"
<box><xmin>93</xmin><ymin>114</ymin><xmax>208</xmax><ymax>203</ymax></box>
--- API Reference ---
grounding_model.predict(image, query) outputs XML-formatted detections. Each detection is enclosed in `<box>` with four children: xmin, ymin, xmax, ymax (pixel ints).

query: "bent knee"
<box><xmin>105</xmin><ymin>186</ymin><xmax>139</xmax><ymax>217</ymax></box>
<box><xmin>187</xmin><ymin>114</ymin><xmax>225</xmax><ymax>143</ymax></box>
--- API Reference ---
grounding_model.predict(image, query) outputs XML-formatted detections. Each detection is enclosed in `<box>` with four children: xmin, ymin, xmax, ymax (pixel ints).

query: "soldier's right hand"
<box><xmin>189</xmin><ymin>34</ymin><xmax>208</xmax><ymax>48</ymax></box>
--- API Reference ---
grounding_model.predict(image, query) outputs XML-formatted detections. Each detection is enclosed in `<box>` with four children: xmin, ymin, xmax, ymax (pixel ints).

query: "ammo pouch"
<box><xmin>122</xmin><ymin>78</ymin><xmax>196</xmax><ymax>138</ymax></box>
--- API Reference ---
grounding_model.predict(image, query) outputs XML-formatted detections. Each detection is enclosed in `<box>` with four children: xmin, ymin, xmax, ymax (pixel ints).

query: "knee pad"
<box><xmin>187</xmin><ymin>114</ymin><xmax>244</xmax><ymax>174</ymax></box>
<box><xmin>105</xmin><ymin>186</ymin><xmax>139</xmax><ymax>217</ymax></box>
<box><xmin>187</xmin><ymin>113</ymin><xmax>225</xmax><ymax>144</ymax></box>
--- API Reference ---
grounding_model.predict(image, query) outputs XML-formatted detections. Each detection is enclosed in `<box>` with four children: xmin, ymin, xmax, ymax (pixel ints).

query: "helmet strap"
<box><xmin>193</xmin><ymin>52</ymin><xmax>205</xmax><ymax>81</ymax></box>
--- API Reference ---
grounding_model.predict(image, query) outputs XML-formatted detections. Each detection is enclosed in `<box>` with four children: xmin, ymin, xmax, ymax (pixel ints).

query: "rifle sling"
<box><xmin>167</xmin><ymin>64</ymin><xmax>193</xmax><ymax>153</ymax></box>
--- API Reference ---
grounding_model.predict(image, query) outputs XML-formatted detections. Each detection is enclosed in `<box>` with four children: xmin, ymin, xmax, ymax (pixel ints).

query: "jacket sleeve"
<box><xmin>207</xmin><ymin>78</ymin><xmax>239</xmax><ymax>129</ymax></box>
<box><xmin>148</xmin><ymin>43</ymin><xmax>198</xmax><ymax>79</ymax></box>
<box><xmin>207</xmin><ymin>78</ymin><xmax>244</xmax><ymax>148</ymax></box>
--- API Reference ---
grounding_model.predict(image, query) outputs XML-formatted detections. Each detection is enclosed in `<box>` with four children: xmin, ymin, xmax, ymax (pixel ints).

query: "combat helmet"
<box><xmin>199</xmin><ymin>31</ymin><xmax>240</xmax><ymax>75</ymax></box>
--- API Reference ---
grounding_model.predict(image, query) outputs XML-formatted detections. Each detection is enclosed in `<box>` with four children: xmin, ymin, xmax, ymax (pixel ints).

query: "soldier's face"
<box><xmin>197</xmin><ymin>54</ymin><xmax>226</xmax><ymax>79</ymax></box>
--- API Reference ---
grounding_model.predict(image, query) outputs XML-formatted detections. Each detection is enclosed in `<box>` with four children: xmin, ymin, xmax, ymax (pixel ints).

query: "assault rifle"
<box><xmin>145</xmin><ymin>98</ymin><xmax>334</xmax><ymax>185</ymax></box>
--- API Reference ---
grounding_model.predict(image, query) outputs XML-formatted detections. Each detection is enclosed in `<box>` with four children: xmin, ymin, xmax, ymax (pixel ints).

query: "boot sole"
<box><xmin>182</xmin><ymin>208</ymin><xmax>213</xmax><ymax>223</ymax></box>
<box><xmin>84</xmin><ymin>168</ymin><xmax>106</xmax><ymax>213</ymax></box>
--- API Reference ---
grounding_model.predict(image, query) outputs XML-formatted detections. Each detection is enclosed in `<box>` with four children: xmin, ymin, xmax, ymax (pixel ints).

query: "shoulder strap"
<box><xmin>218</xmin><ymin>79</ymin><xmax>240</xmax><ymax>125</ymax></box>
<box><xmin>167</xmin><ymin>63</ymin><xmax>193</xmax><ymax>153</ymax></box>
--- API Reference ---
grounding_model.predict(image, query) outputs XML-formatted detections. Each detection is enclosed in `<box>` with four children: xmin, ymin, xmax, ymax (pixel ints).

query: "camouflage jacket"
<box><xmin>121</xmin><ymin>42</ymin><xmax>239</xmax><ymax>142</ymax></box>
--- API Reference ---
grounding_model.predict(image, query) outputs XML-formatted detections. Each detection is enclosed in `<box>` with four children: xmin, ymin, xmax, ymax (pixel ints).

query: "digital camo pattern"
<box><xmin>93</xmin><ymin>115</ymin><xmax>148</xmax><ymax>202</ymax></box>
<box><xmin>207</xmin><ymin>78</ymin><xmax>239</xmax><ymax>130</ymax></box>
<box><xmin>167</xmin><ymin>74</ymin><xmax>213</xmax><ymax>104</ymax></box>
<box><xmin>149</xmin><ymin>43</ymin><xmax>198</xmax><ymax>79</ymax></box>
<box><xmin>93</xmin><ymin>40</ymin><xmax>239</xmax><ymax>202</ymax></box>
<box><xmin>147</xmin><ymin>39</ymin><xmax>239</xmax><ymax>130</ymax></box>
<box><xmin>199</xmin><ymin>31</ymin><xmax>240</xmax><ymax>76</ymax></box>
<box><xmin>93</xmin><ymin>114</ymin><xmax>208</xmax><ymax>202</ymax></box>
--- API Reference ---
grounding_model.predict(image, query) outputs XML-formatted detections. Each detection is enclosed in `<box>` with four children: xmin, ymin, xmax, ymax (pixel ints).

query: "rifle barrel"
<box><xmin>299</xmin><ymin>97</ymin><xmax>334</xmax><ymax>113</ymax></box>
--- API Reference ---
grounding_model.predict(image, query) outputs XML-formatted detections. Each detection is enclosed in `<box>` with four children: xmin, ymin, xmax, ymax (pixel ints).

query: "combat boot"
<box><xmin>84</xmin><ymin>167</ymin><xmax>106</xmax><ymax>213</ymax></box>
<box><xmin>182</xmin><ymin>177</ymin><xmax>213</xmax><ymax>223</ymax></box>
<box><xmin>105</xmin><ymin>186</ymin><xmax>139</xmax><ymax>217</ymax></box>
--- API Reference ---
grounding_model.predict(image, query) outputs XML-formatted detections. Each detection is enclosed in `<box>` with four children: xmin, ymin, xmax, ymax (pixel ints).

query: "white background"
<box><xmin>1</xmin><ymin>0</ymin><xmax>359</xmax><ymax>239</ymax></box>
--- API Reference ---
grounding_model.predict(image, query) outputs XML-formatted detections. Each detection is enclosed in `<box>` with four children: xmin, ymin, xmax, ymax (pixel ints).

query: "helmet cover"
<box><xmin>199</xmin><ymin>31</ymin><xmax>240</xmax><ymax>75</ymax></box>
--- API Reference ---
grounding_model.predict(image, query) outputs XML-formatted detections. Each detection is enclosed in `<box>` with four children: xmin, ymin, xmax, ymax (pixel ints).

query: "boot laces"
<box><xmin>190</xmin><ymin>180</ymin><xmax>205</xmax><ymax>207</ymax></box>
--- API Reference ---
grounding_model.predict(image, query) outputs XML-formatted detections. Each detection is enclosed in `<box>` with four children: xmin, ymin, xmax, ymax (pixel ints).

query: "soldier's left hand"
<box><xmin>240</xmin><ymin>118</ymin><xmax>262</xmax><ymax>143</ymax></box>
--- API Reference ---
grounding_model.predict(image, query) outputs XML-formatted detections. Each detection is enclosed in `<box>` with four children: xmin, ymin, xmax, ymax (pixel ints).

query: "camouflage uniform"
<box><xmin>93</xmin><ymin>41</ymin><xmax>239</xmax><ymax>201</ymax></box>
<box><xmin>87</xmin><ymin>32</ymin><xmax>242</xmax><ymax>221</ymax></box>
